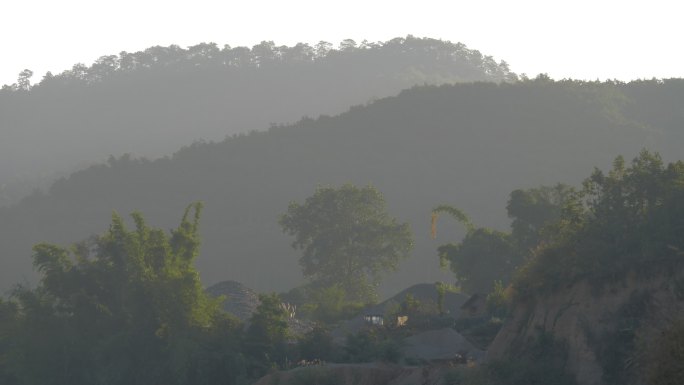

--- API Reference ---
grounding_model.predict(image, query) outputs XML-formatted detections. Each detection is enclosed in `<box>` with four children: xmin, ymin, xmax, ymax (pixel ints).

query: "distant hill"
<box><xmin>1</xmin><ymin>79</ymin><xmax>682</xmax><ymax>296</ymax></box>
<box><xmin>0</xmin><ymin>36</ymin><xmax>514</xmax><ymax>206</ymax></box>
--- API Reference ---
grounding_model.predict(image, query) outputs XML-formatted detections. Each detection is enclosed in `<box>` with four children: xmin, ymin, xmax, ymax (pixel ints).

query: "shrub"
<box><xmin>343</xmin><ymin>329</ymin><xmax>403</xmax><ymax>363</ymax></box>
<box><xmin>297</xmin><ymin>326</ymin><xmax>337</xmax><ymax>362</ymax></box>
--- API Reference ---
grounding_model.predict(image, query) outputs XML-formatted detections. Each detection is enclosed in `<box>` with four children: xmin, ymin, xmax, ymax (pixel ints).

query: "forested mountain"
<box><xmin>1</xmin><ymin>78</ymin><xmax>683</xmax><ymax>296</ymax></box>
<box><xmin>0</xmin><ymin>36</ymin><xmax>514</xmax><ymax>206</ymax></box>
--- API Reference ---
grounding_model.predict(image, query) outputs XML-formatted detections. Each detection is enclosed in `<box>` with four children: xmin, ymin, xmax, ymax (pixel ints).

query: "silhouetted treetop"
<box><xmin>1</xmin><ymin>36</ymin><xmax>515</xmax><ymax>90</ymax></box>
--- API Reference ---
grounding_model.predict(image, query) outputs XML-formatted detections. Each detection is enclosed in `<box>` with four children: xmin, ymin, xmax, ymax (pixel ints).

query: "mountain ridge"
<box><xmin>1</xmin><ymin>79</ymin><xmax>682</xmax><ymax>296</ymax></box>
<box><xmin>0</xmin><ymin>36</ymin><xmax>514</xmax><ymax>206</ymax></box>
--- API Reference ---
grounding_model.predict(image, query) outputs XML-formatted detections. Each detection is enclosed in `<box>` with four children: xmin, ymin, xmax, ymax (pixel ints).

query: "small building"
<box><xmin>459</xmin><ymin>293</ymin><xmax>486</xmax><ymax>318</ymax></box>
<box><xmin>363</xmin><ymin>314</ymin><xmax>384</xmax><ymax>326</ymax></box>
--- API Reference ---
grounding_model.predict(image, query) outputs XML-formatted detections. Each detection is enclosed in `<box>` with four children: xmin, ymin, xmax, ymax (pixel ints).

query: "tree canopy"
<box><xmin>506</xmin><ymin>184</ymin><xmax>573</xmax><ymax>252</ymax></box>
<box><xmin>280</xmin><ymin>184</ymin><xmax>413</xmax><ymax>302</ymax></box>
<box><xmin>0</xmin><ymin>204</ymin><xmax>247</xmax><ymax>385</ymax></box>
<box><xmin>514</xmin><ymin>151</ymin><xmax>684</xmax><ymax>296</ymax></box>
<box><xmin>435</xmin><ymin>185</ymin><xmax>572</xmax><ymax>294</ymax></box>
<box><xmin>438</xmin><ymin>227</ymin><xmax>517</xmax><ymax>294</ymax></box>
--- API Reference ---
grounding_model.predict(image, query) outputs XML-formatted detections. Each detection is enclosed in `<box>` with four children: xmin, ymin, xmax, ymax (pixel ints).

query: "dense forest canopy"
<box><xmin>514</xmin><ymin>151</ymin><xmax>684</xmax><ymax>296</ymax></box>
<box><xmin>0</xmin><ymin>78</ymin><xmax>682</xmax><ymax>297</ymax></box>
<box><xmin>0</xmin><ymin>36</ymin><xmax>514</xmax><ymax>206</ymax></box>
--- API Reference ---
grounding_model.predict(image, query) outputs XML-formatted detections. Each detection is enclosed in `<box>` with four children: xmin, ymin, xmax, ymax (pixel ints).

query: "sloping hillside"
<box><xmin>1</xmin><ymin>79</ymin><xmax>682</xmax><ymax>295</ymax></box>
<box><xmin>0</xmin><ymin>36</ymin><xmax>514</xmax><ymax>205</ymax></box>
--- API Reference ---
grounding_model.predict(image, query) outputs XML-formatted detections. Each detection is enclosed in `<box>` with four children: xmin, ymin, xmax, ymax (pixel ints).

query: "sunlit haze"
<box><xmin>1</xmin><ymin>0</ymin><xmax>682</xmax><ymax>87</ymax></box>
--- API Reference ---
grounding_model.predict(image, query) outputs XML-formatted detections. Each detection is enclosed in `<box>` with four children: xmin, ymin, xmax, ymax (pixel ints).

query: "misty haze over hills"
<box><xmin>3</xmin><ymin>29</ymin><xmax>684</xmax><ymax>385</ymax></box>
<box><xmin>0</xmin><ymin>36</ymin><xmax>514</xmax><ymax>206</ymax></box>
<box><xmin>1</xmin><ymin>78</ymin><xmax>682</xmax><ymax>296</ymax></box>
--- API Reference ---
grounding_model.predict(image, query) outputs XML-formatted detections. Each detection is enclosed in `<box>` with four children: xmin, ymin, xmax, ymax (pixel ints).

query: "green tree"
<box><xmin>2</xmin><ymin>204</ymin><xmax>245</xmax><ymax>385</ymax></box>
<box><xmin>298</xmin><ymin>326</ymin><xmax>335</xmax><ymax>361</ymax></box>
<box><xmin>434</xmin><ymin>187</ymin><xmax>572</xmax><ymax>296</ymax></box>
<box><xmin>246</xmin><ymin>294</ymin><xmax>288</xmax><ymax>346</ymax></box>
<box><xmin>435</xmin><ymin>281</ymin><xmax>460</xmax><ymax>315</ymax></box>
<box><xmin>506</xmin><ymin>184</ymin><xmax>573</xmax><ymax>251</ymax></box>
<box><xmin>301</xmin><ymin>284</ymin><xmax>366</xmax><ymax>324</ymax></box>
<box><xmin>280</xmin><ymin>184</ymin><xmax>413</xmax><ymax>302</ymax></box>
<box><xmin>244</xmin><ymin>293</ymin><xmax>289</xmax><ymax>376</ymax></box>
<box><xmin>438</xmin><ymin>228</ymin><xmax>516</xmax><ymax>294</ymax></box>
<box><xmin>514</xmin><ymin>151</ymin><xmax>684</xmax><ymax>295</ymax></box>
<box><xmin>432</xmin><ymin>204</ymin><xmax>517</xmax><ymax>294</ymax></box>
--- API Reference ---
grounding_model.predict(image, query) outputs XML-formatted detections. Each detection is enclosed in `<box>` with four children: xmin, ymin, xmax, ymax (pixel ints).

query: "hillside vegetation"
<box><xmin>0</xmin><ymin>36</ymin><xmax>514</xmax><ymax>205</ymax></box>
<box><xmin>483</xmin><ymin>152</ymin><xmax>684</xmax><ymax>385</ymax></box>
<box><xmin>1</xmin><ymin>78</ymin><xmax>683</xmax><ymax>295</ymax></box>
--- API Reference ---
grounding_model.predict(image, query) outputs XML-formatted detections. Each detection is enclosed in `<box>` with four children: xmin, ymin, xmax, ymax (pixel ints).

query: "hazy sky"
<box><xmin>1</xmin><ymin>0</ymin><xmax>682</xmax><ymax>87</ymax></box>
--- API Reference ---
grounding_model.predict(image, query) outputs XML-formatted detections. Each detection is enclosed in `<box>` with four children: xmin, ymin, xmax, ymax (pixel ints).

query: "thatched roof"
<box><xmin>206</xmin><ymin>280</ymin><xmax>259</xmax><ymax>322</ymax></box>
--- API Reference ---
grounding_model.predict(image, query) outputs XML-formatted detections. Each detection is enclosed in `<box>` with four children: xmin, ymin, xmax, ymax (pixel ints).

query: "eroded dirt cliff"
<box><xmin>487</xmin><ymin>271</ymin><xmax>684</xmax><ymax>385</ymax></box>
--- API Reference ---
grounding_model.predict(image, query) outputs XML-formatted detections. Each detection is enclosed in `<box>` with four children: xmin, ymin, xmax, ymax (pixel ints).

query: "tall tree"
<box><xmin>435</xmin><ymin>185</ymin><xmax>573</xmax><ymax>295</ymax></box>
<box><xmin>280</xmin><ymin>184</ymin><xmax>413</xmax><ymax>302</ymax></box>
<box><xmin>243</xmin><ymin>293</ymin><xmax>289</xmax><ymax>377</ymax></box>
<box><xmin>432</xmin><ymin>204</ymin><xmax>515</xmax><ymax>294</ymax></box>
<box><xmin>506</xmin><ymin>184</ymin><xmax>573</xmax><ymax>251</ymax></box>
<box><xmin>437</xmin><ymin>225</ymin><xmax>516</xmax><ymax>294</ymax></box>
<box><xmin>16</xmin><ymin>69</ymin><xmax>33</xmax><ymax>91</ymax></box>
<box><xmin>3</xmin><ymin>204</ymin><xmax>245</xmax><ymax>385</ymax></box>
